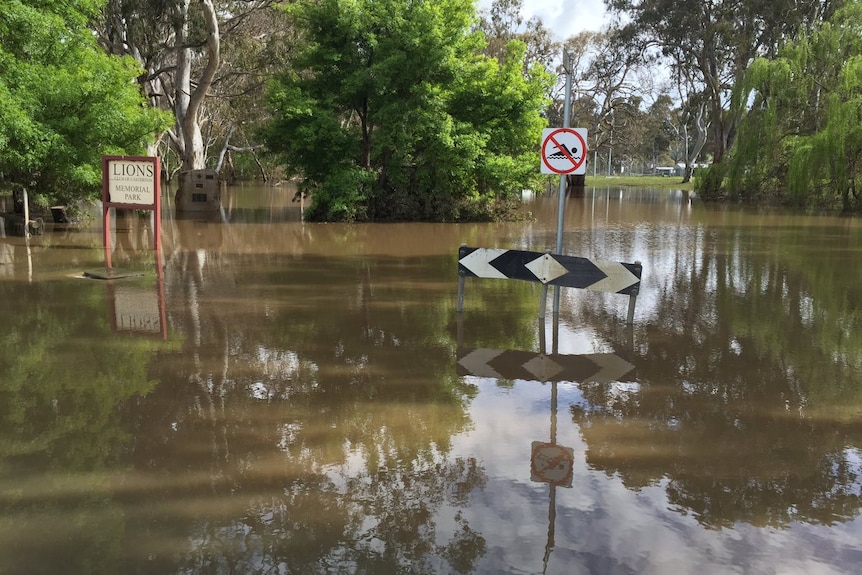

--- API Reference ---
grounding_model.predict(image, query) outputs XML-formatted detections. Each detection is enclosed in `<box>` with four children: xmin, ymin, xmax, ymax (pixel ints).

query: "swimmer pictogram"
<box><xmin>540</xmin><ymin>128</ymin><xmax>588</xmax><ymax>175</ymax></box>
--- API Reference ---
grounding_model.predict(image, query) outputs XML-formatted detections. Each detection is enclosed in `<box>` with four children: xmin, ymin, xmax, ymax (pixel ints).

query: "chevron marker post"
<box><xmin>456</xmin><ymin>245</ymin><xmax>642</xmax><ymax>323</ymax></box>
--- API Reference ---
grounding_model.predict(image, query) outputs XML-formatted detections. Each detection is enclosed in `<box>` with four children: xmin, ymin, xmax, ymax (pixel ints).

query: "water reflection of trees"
<box><xmin>0</xmin><ymin>260</ymin><xmax>170</xmax><ymax>575</ymax></box>
<box><xmin>114</xmin><ymin>220</ymin><xmax>523</xmax><ymax>574</ymax></box>
<box><xmin>566</xmin><ymin>220</ymin><xmax>862</xmax><ymax>528</ymax></box>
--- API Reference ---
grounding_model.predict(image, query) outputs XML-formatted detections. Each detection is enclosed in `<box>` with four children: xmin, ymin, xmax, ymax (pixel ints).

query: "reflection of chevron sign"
<box><xmin>457</xmin><ymin>348</ymin><xmax>635</xmax><ymax>384</ymax></box>
<box><xmin>458</xmin><ymin>246</ymin><xmax>641</xmax><ymax>295</ymax></box>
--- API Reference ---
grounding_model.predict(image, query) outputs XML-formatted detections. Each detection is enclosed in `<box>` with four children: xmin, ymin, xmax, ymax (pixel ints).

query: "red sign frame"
<box><xmin>101</xmin><ymin>155</ymin><xmax>161</xmax><ymax>270</ymax></box>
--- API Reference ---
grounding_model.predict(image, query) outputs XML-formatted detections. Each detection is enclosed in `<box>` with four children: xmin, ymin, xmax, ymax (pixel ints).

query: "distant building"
<box><xmin>653</xmin><ymin>163</ymin><xmax>710</xmax><ymax>177</ymax></box>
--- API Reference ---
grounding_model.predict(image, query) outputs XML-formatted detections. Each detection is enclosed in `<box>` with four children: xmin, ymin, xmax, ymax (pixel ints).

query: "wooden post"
<box><xmin>103</xmin><ymin>203</ymin><xmax>112</xmax><ymax>270</ymax></box>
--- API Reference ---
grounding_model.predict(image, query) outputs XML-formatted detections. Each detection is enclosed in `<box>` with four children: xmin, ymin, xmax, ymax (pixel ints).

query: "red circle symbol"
<box><xmin>541</xmin><ymin>128</ymin><xmax>587</xmax><ymax>175</ymax></box>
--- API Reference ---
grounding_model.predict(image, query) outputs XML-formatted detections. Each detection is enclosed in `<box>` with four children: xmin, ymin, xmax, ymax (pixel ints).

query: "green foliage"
<box><xmin>264</xmin><ymin>0</ymin><xmax>552</xmax><ymax>222</ymax></box>
<box><xmin>0</xmin><ymin>0</ymin><xmax>169</xmax><ymax>208</ymax></box>
<box><xmin>693</xmin><ymin>162</ymin><xmax>727</xmax><ymax>200</ymax></box>
<box><xmin>726</xmin><ymin>0</ymin><xmax>862</xmax><ymax>210</ymax></box>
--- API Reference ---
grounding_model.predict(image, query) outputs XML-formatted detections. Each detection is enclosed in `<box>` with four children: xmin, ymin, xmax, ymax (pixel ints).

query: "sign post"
<box><xmin>102</xmin><ymin>156</ymin><xmax>161</xmax><ymax>270</ymax></box>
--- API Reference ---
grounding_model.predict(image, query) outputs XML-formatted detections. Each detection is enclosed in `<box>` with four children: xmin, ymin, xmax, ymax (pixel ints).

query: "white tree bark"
<box><xmin>175</xmin><ymin>0</ymin><xmax>220</xmax><ymax>171</ymax></box>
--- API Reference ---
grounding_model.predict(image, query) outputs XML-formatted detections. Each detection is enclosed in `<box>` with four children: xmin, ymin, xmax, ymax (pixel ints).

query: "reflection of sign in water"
<box><xmin>531</xmin><ymin>442</ymin><xmax>574</xmax><ymax>487</ymax></box>
<box><xmin>457</xmin><ymin>348</ymin><xmax>635</xmax><ymax>384</ymax></box>
<box><xmin>112</xmin><ymin>286</ymin><xmax>163</xmax><ymax>335</ymax></box>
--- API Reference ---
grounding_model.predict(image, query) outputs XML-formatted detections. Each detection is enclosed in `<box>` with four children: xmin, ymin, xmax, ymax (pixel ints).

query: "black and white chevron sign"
<box><xmin>457</xmin><ymin>348</ymin><xmax>635</xmax><ymax>383</ymax></box>
<box><xmin>458</xmin><ymin>246</ymin><xmax>641</xmax><ymax>295</ymax></box>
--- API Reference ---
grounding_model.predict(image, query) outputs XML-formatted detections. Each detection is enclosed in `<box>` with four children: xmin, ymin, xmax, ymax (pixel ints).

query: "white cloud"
<box><xmin>447</xmin><ymin>378</ymin><xmax>862</xmax><ymax>575</ymax></box>
<box><xmin>476</xmin><ymin>0</ymin><xmax>610</xmax><ymax>40</ymax></box>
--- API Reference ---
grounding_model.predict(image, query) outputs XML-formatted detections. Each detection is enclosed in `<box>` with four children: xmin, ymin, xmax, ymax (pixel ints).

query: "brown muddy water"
<box><xmin>1</xmin><ymin>184</ymin><xmax>861</xmax><ymax>574</ymax></box>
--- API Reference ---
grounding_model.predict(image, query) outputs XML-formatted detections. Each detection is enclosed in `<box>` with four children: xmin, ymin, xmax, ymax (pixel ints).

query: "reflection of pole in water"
<box><xmin>543</xmin><ymin>484</ymin><xmax>556</xmax><ymax>574</ymax></box>
<box><xmin>538</xmin><ymin>313</ymin><xmax>559</xmax><ymax>574</ymax></box>
<box><xmin>543</xmin><ymin>380</ymin><xmax>559</xmax><ymax>574</ymax></box>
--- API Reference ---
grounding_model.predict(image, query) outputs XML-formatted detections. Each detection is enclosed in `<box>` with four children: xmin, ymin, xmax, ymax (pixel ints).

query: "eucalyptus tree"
<box><xmin>564</xmin><ymin>30</ymin><xmax>649</xmax><ymax>175</ymax></box>
<box><xmin>476</xmin><ymin>0</ymin><xmax>559</xmax><ymax>74</ymax></box>
<box><xmin>265</xmin><ymin>0</ymin><xmax>553</xmax><ymax>222</ymax></box>
<box><xmin>605</xmin><ymin>0</ymin><xmax>840</xmax><ymax>193</ymax></box>
<box><xmin>639</xmin><ymin>94</ymin><xmax>676</xmax><ymax>170</ymax></box>
<box><xmin>0</xmin><ymin>0</ymin><xmax>167</xmax><ymax>209</ymax></box>
<box><xmin>98</xmin><ymin>0</ymin><xmax>284</xmax><ymax>180</ymax></box>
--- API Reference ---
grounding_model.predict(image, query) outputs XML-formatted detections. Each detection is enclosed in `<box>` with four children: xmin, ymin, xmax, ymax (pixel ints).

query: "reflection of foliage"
<box><xmin>120</xmin><ymin>366</ymin><xmax>489</xmax><ymax>574</ymax></box>
<box><xmin>0</xmin><ymin>268</ymin><xmax>173</xmax><ymax>574</ymax></box>
<box><xmin>104</xmin><ymin>228</ymin><xmax>519</xmax><ymax>573</ymax></box>
<box><xmin>567</xmin><ymin>216</ymin><xmax>862</xmax><ymax>528</ymax></box>
<box><xmin>0</xmin><ymin>487</ymin><xmax>125</xmax><ymax>575</ymax></box>
<box><xmin>0</xmin><ymin>276</ymin><xmax>165</xmax><ymax>466</ymax></box>
<box><xmin>341</xmin><ymin>455</ymin><xmax>487</xmax><ymax>573</ymax></box>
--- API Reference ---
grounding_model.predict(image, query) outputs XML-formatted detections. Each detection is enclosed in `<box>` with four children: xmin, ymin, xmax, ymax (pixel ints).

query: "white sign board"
<box><xmin>106</xmin><ymin>159</ymin><xmax>157</xmax><ymax>205</ymax></box>
<box><xmin>540</xmin><ymin>128</ymin><xmax>588</xmax><ymax>175</ymax></box>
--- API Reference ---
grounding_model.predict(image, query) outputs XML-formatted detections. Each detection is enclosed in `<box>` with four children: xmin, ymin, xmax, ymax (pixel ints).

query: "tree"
<box><xmin>0</xmin><ymin>0</ymin><xmax>167</xmax><ymax>209</ymax></box>
<box><xmin>641</xmin><ymin>94</ymin><xmax>676</xmax><ymax>169</ymax></box>
<box><xmin>99</xmin><ymin>0</ymin><xmax>219</xmax><ymax>172</ymax></box>
<box><xmin>265</xmin><ymin>0</ymin><xmax>553</xmax><ymax>222</ymax></box>
<box><xmin>727</xmin><ymin>0</ymin><xmax>862</xmax><ymax>210</ymax></box>
<box><xmin>98</xmin><ymin>0</ymin><xmax>285</xmax><ymax>181</ymax></box>
<box><xmin>605</xmin><ymin>0</ymin><xmax>839</xmax><ymax>193</ymax></box>
<box><xmin>562</xmin><ymin>30</ymin><xmax>649</xmax><ymax>176</ymax></box>
<box><xmin>475</xmin><ymin>0</ymin><xmax>559</xmax><ymax>75</ymax></box>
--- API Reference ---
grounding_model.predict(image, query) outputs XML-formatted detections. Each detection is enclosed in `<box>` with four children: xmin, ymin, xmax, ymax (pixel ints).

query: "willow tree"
<box><xmin>265</xmin><ymin>0</ymin><xmax>552</xmax><ymax>222</ymax></box>
<box><xmin>606</xmin><ymin>0</ymin><xmax>839</xmax><ymax>195</ymax></box>
<box><xmin>727</xmin><ymin>1</ymin><xmax>862</xmax><ymax>210</ymax></box>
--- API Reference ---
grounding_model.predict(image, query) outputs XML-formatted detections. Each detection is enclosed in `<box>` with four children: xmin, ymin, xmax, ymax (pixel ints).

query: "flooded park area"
<box><xmin>1</xmin><ymin>184</ymin><xmax>861</xmax><ymax>574</ymax></box>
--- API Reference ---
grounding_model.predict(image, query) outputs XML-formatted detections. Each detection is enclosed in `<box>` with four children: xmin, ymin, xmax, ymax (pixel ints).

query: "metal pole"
<box><xmin>625</xmin><ymin>260</ymin><xmax>642</xmax><ymax>325</ymax></box>
<box><xmin>553</xmin><ymin>50</ymin><xmax>573</xmax><ymax>316</ymax></box>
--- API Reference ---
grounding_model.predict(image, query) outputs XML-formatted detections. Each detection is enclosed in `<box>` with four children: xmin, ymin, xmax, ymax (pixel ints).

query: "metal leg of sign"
<box><xmin>552</xmin><ymin>285</ymin><xmax>562</xmax><ymax>318</ymax></box>
<box><xmin>552</xmin><ymin>313</ymin><xmax>560</xmax><ymax>355</ymax></box>
<box><xmin>626</xmin><ymin>294</ymin><xmax>637</xmax><ymax>326</ymax></box>
<box><xmin>457</xmin><ymin>275</ymin><xmax>465</xmax><ymax>313</ymax></box>
<box><xmin>538</xmin><ymin>317</ymin><xmax>547</xmax><ymax>355</ymax></box>
<box><xmin>538</xmin><ymin>285</ymin><xmax>548</xmax><ymax>319</ymax></box>
<box><xmin>22</xmin><ymin>188</ymin><xmax>30</xmax><ymax>239</ymax></box>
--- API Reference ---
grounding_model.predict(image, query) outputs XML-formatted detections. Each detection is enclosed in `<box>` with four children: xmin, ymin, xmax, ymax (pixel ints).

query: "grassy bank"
<box><xmin>584</xmin><ymin>175</ymin><xmax>694</xmax><ymax>190</ymax></box>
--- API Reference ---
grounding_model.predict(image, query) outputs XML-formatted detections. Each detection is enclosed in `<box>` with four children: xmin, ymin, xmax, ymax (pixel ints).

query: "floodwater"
<box><xmin>1</xmin><ymin>184</ymin><xmax>862</xmax><ymax>575</ymax></box>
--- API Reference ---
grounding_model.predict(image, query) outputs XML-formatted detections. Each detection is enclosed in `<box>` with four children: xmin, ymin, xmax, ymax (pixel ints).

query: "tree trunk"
<box><xmin>175</xmin><ymin>0</ymin><xmax>220</xmax><ymax>172</ymax></box>
<box><xmin>174</xmin><ymin>0</ymin><xmax>221</xmax><ymax>207</ymax></box>
<box><xmin>682</xmin><ymin>102</ymin><xmax>708</xmax><ymax>183</ymax></box>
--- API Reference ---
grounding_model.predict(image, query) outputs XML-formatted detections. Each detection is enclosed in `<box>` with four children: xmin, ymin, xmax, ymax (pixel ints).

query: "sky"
<box><xmin>476</xmin><ymin>0</ymin><xmax>611</xmax><ymax>40</ymax></box>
